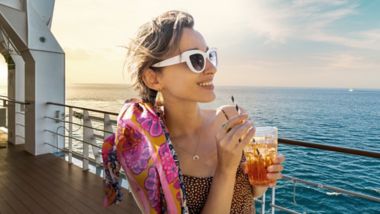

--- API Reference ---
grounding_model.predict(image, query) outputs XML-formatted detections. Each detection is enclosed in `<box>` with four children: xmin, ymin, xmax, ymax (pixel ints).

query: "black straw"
<box><xmin>231</xmin><ymin>96</ymin><xmax>240</xmax><ymax>114</ymax></box>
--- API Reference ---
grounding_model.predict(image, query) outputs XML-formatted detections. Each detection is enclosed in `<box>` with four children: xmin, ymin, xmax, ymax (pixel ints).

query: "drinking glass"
<box><xmin>243</xmin><ymin>127</ymin><xmax>278</xmax><ymax>186</ymax></box>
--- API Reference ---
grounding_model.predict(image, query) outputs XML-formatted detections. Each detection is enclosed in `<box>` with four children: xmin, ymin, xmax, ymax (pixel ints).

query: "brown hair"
<box><xmin>125</xmin><ymin>10</ymin><xmax>194</xmax><ymax>106</ymax></box>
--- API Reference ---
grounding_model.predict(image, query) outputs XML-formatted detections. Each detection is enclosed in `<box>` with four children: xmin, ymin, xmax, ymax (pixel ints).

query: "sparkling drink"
<box><xmin>243</xmin><ymin>127</ymin><xmax>278</xmax><ymax>186</ymax></box>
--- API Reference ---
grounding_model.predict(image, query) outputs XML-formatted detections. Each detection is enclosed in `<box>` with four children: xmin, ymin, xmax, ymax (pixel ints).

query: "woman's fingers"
<box><xmin>237</xmin><ymin>126</ymin><xmax>255</xmax><ymax>149</ymax></box>
<box><xmin>266</xmin><ymin>154</ymin><xmax>285</xmax><ymax>182</ymax></box>
<box><xmin>241</xmin><ymin>123</ymin><xmax>256</xmax><ymax>141</ymax></box>
<box><xmin>228</xmin><ymin>121</ymin><xmax>253</xmax><ymax>142</ymax></box>
<box><xmin>222</xmin><ymin>113</ymin><xmax>249</xmax><ymax>133</ymax></box>
<box><xmin>266</xmin><ymin>155</ymin><xmax>285</xmax><ymax>182</ymax></box>
<box><xmin>272</xmin><ymin>154</ymin><xmax>286</xmax><ymax>164</ymax></box>
<box><xmin>216</xmin><ymin>113</ymin><xmax>249</xmax><ymax>142</ymax></box>
<box><xmin>267</xmin><ymin>165</ymin><xmax>284</xmax><ymax>173</ymax></box>
<box><xmin>267</xmin><ymin>172</ymin><xmax>283</xmax><ymax>180</ymax></box>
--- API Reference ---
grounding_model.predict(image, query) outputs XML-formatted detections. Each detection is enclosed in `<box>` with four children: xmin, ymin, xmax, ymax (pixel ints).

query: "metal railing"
<box><xmin>279</xmin><ymin>138</ymin><xmax>380</xmax><ymax>159</ymax></box>
<box><xmin>0</xmin><ymin>96</ymin><xmax>29</xmax><ymax>141</ymax></box>
<box><xmin>45</xmin><ymin>102</ymin><xmax>118</xmax><ymax>171</ymax></box>
<box><xmin>0</xmin><ymin>95</ymin><xmax>30</xmax><ymax>106</ymax></box>
<box><xmin>255</xmin><ymin>138</ymin><xmax>380</xmax><ymax>214</ymax></box>
<box><xmin>43</xmin><ymin>102</ymin><xmax>380</xmax><ymax>213</ymax></box>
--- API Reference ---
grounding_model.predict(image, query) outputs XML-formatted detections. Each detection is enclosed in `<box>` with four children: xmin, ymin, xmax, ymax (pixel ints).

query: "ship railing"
<box><xmin>45</xmin><ymin>102</ymin><xmax>118</xmax><ymax>174</ymax></box>
<box><xmin>0</xmin><ymin>95</ymin><xmax>31</xmax><ymax>106</ymax></box>
<box><xmin>43</xmin><ymin>102</ymin><xmax>380</xmax><ymax>213</ymax></box>
<box><xmin>0</xmin><ymin>96</ymin><xmax>30</xmax><ymax>129</ymax></box>
<box><xmin>257</xmin><ymin>139</ymin><xmax>380</xmax><ymax>214</ymax></box>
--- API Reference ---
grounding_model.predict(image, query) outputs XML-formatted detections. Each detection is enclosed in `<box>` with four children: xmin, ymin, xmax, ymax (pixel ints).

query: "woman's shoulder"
<box><xmin>116</xmin><ymin>98</ymin><xmax>168</xmax><ymax>141</ymax></box>
<box><xmin>117</xmin><ymin>98</ymin><xmax>156</xmax><ymax>120</ymax></box>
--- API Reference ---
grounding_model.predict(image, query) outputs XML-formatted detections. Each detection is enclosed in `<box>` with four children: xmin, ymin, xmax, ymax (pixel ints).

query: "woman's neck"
<box><xmin>163</xmin><ymin>100</ymin><xmax>204</xmax><ymax>138</ymax></box>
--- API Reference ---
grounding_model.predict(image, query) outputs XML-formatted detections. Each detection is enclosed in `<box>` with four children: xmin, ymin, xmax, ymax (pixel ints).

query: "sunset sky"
<box><xmin>2</xmin><ymin>0</ymin><xmax>380</xmax><ymax>89</ymax></box>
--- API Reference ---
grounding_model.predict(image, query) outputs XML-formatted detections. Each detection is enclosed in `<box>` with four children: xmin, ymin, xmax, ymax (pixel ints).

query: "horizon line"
<box><xmin>0</xmin><ymin>83</ymin><xmax>379</xmax><ymax>91</ymax></box>
<box><xmin>64</xmin><ymin>83</ymin><xmax>380</xmax><ymax>91</ymax></box>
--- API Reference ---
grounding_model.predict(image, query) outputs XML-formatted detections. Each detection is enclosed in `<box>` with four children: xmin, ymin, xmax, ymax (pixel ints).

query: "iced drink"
<box><xmin>243</xmin><ymin>127</ymin><xmax>278</xmax><ymax>186</ymax></box>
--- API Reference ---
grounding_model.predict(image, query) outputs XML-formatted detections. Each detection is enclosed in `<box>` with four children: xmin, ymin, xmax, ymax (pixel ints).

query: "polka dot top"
<box><xmin>182</xmin><ymin>166</ymin><xmax>255</xmax><ymax>214</ymax></box>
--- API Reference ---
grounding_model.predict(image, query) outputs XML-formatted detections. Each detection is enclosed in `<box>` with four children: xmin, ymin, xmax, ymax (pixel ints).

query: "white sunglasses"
<box><xmin>151</xmin><ymin>48</ymin><xmax>218</xmax><ymax>73</ymax></box>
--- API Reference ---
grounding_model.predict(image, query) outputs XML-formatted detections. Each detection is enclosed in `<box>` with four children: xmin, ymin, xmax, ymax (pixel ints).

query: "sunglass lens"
<box><xmin>189</xmin><ymin>53</ymin><xmax>205</xmax><ymax>72</ymax></box>
<box><xmin>209</xmin><ymin>50</ymin><xmax>217</xmax><ymax>67</ymax></box>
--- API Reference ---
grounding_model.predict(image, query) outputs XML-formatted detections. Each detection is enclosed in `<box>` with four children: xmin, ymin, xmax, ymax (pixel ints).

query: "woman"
<box><xmin>102</xmin><ymin>10</ymin><xmax>285</xmax><ymax>214</ymax></box>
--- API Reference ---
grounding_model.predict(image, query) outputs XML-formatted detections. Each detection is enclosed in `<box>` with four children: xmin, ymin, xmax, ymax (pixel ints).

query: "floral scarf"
<box><xmin>102</xmin><ymin>98</ymin><xmax>188</xmax><ymax>213</ymax></box>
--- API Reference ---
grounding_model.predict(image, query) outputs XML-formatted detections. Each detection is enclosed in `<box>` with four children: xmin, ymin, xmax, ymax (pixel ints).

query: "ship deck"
<box><xmin>0</xmin><ymin>144</ymin><xmax>140</xmax><ymax>214</ymax></box>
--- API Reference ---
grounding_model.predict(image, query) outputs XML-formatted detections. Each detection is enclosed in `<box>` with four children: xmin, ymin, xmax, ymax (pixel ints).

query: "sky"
<box><xmin>2</xmin><ymin>0</ymin><xmax>380</xmax><ymax>89</ymax></box>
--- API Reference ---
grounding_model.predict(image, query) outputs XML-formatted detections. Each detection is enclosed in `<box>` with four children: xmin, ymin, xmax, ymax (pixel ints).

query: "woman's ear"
<box><xmin>142</xmin><ymin>68</ymin><xmax>163</xmax><ymax>91</ymax></box>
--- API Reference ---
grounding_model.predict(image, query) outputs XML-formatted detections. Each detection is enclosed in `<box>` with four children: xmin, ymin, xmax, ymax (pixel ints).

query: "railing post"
<box><xmin>68</xmin><ymin>107</ymin><xmax>73</xmax><ymax>164</ymax></box>
<box><xmin>261</xmin><ymin>192</ymin><xmax>266</xmax><ymax>214</ymax></box>
<box><xmin>271</xmin><ymin>187</ymin><xmax>276</xmax><ymax>214</ymax></box>
<box><xmin>92</xmin><ymin>123</ymin><xmax>102</xmax><ymax>166</ymax></box>
<box><xmin>99</xmin><ymin>113</ymin><xmax>113</xmax><ymax>175</ymax></box>
<box><xmin>83</xmin><ymin>110</ymin><xmax>91</xmax><ymax>171</ymax></box>
<box><xmin>103</xmin><ymin>113</ymin><xmax>113</xmax><ymax>139</ymax></box>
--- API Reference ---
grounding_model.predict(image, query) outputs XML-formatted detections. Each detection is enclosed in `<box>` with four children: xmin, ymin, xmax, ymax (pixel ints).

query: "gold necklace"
<box><xmin>191</xmin><ymin>134</ymin><xmax>201</xmax><ymax>160</ymax></box>
<box><xmin>172</xmin><ymin>132</ymin><xmax>202</xmax><ymax>161</ymax></box>
<box><xmin>165</xmin><ymin>112</ymin><xmax>205</xmax><ymax>161</ymax></box>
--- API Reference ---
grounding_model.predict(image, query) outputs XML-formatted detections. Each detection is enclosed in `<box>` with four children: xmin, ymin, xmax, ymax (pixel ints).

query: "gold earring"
<box><xmin>154</xmin><ymin>90</ymin><xmax>165</xmax><ymax>121</ymax></box>
<box><xmin>155</xmin><ymin>90</ymin><xmax>164</xmax><ymax>107</ymax></box>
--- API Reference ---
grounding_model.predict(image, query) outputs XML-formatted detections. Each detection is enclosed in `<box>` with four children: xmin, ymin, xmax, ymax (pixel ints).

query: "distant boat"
<box><xmin>349</xmin><ymin>88</ymin><xmax>354</xmax><ymax>92</ymax></box>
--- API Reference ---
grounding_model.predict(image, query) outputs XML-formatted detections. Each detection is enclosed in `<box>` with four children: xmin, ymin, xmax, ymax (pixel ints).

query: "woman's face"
<box><xmin>159</xmin><ymin>27</ymin><xmax>217</xmax><ymax>103</ymax></box>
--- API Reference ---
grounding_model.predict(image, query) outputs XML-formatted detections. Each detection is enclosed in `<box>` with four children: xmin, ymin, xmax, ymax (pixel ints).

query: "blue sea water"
<box><xmin>67</xmin><ymin>85</ymin><xmax>380</xmax><ymax>214</ymax></box>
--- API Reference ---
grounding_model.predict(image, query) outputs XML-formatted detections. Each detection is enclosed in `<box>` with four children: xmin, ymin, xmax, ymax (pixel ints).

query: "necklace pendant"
<box><xmin>192</xmin><ymin>155</ymin><xmax>200</xmax><ymax>160</ymax></box>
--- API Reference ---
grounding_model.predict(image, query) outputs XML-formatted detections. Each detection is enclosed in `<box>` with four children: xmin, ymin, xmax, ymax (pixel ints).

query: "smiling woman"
<box><xmin>101</xmin><ymin>10</ymin><xmax>284</xmax><ymax>214</ymax></box>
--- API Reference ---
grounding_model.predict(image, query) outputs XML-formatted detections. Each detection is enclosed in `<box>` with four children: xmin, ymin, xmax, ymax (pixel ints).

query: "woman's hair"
<box><xmin>125</xmin><ymin>10</ymin><xmax>194</xmax><ymax>106</ymax></box>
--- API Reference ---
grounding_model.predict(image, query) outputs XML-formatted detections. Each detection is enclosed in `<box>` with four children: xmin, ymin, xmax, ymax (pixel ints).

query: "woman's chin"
<box><xmin>199</xmin><ymin>93</ymin><xmax>216</xmax><ymax>103</ymax></box>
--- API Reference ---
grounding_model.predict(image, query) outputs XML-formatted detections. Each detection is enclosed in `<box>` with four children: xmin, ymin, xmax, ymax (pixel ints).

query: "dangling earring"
<box><xmin>155</xmin><ymin>90</ymin><xmax>164</xmax><ymax>107</ymax></box>
<box><xmin>154</xmin><ymin>90</ymin><xmax>165</xmax><ymax>121</ymax></box>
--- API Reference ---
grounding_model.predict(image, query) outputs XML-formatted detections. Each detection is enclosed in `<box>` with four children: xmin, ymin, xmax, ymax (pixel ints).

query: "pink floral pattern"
<box><xmin>159</xmin><ymin>143</ymin><xmax>179</xmax><ymax>184</ymax></box>
<box><xmin>144</xmin><ymin>167</ymin><xmax>161</xmax><ymax>212</ymax></box>
<box><xmin>118</xmin><ymin>121</ymin><xmax>151</xmax><ymax>174</ymax></box>
<box><xmin>102</xmin><ymin>99</ymin><xmax>185</xmax><ymax>213</ymax></box>
<box><xmin>137</xmin><ymin>109</ymin><xmax>163</xmax><ymax>137</ymax></box>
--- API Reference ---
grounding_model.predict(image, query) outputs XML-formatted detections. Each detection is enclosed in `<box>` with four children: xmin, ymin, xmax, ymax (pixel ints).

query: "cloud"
<box><xmin>50</xmin><ymin>0</ymin><xmax>379</xmax><ymax>88</ymax></box>
<box><xmin>307</xmin><ymin>30</ymin><xmax>380</xmax><ymax>50</ymax></box>
<box><xmin>238</xmin><ymin>1</ymin><xmax>292</xmax><ymax>43</ymax></box>
<box><xmin>232</xmin><ymin>0</ymin><xmax>380</xmax><ymax>51</ymax></box>
<box><xmin>312</xmin><ymin>52</ymin><xmax>380</xmax><ymax>70</ymax></box>
<box><xmin>214</xmin><ymin>0</ymin><xmax>358</xmax><ymax>43</ymax></box>
<box><xmin>52</xmin><ymin>0</ymin><xmax>377</xmax><ymax>50</ymax></box>
<box><xmin>234</xmin><ymin>0</ymin><xmax>379</xmax><ymax>53</ymax></box>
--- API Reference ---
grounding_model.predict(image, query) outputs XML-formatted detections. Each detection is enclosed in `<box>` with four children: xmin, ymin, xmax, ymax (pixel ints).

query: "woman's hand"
<box><xmin>203</xmin><ymin>113</ymin><xmax>255</xmax><ymax>214</ymax></box>
<box><xmin>252</xmin><ymin>154</ymin><xmax>285</xmax><ymax>198</ymax></box>
<box><xmin>266</xmin><ymin>154</ymin><xmax>286</xmax><ymax>187</ymax></box>
<box><xmin>215</xmin><ymin>113</ymin><xmax>255</xmax><ymax>176</ymax></box>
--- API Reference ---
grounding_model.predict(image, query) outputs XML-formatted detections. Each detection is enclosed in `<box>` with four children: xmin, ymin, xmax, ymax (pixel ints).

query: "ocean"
<box><xmin>66</xmin><ymin>84</ymin><xmax>380</xmax><ymax>213</ymax></box>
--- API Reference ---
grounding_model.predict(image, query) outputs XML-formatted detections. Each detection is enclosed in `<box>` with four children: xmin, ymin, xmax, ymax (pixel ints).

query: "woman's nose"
<box><xmin>203</xmin><ymin>59</ymin><xmax>217</xmax><ymax>74</ymax></box>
